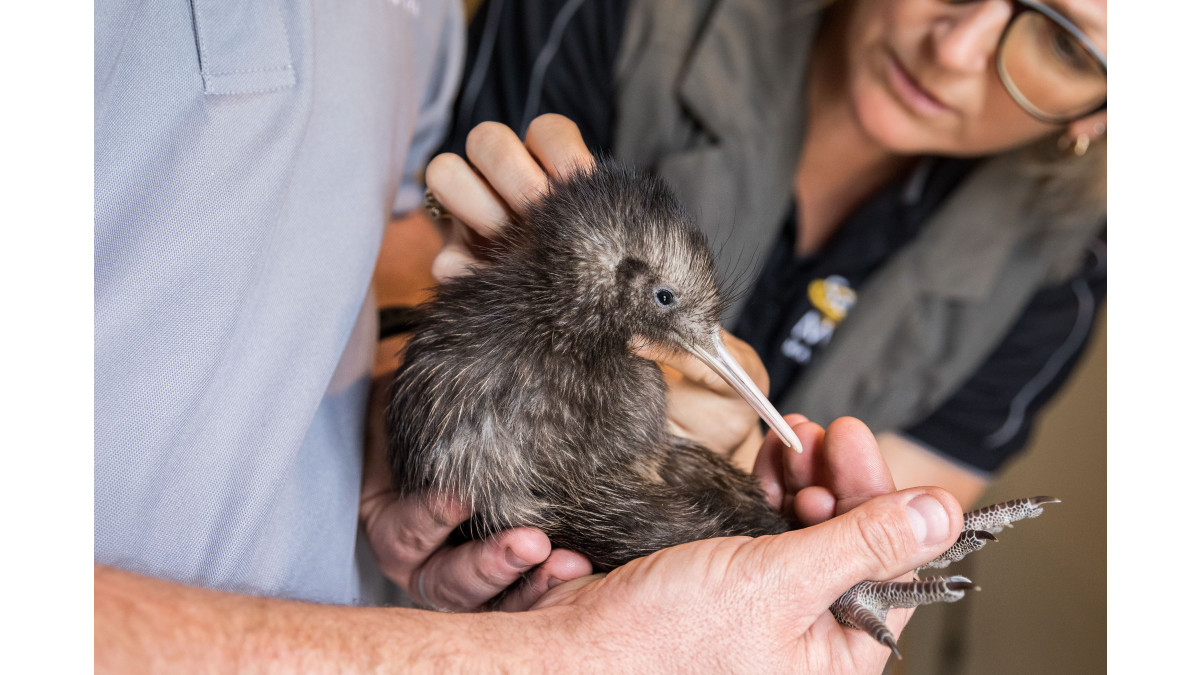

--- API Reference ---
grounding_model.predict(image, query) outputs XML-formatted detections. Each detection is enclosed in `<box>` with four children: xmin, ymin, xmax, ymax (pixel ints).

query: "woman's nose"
<box><xmin>931</xmin><ymin>0</ymin><xmax>1013</xmax><ymax>73</ymax></box>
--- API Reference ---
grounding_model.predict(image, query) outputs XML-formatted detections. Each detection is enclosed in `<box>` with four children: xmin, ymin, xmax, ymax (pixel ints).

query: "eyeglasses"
<box><xmin>945</xmin><ymin>0</ymin><xmax>1107</xmax><ymax>123</ymax></box>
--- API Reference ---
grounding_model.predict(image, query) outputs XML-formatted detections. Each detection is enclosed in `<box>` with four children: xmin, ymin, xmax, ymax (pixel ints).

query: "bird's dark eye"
<box><xmin>654</xmin><ymin>288</ymin><xmax>677</xmax><ymax>307</ymax></box>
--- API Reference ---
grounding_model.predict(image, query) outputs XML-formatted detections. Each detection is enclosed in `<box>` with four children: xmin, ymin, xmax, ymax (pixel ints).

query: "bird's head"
<box><xmin>513</xmin><ymin>160</ymin><xmax>802</xmax><ymax>451</ymax></box>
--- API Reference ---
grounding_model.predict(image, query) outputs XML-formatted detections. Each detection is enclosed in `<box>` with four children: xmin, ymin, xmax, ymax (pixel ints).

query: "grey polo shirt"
<box><xmin>95</xmin><ymin>0</ymin><xmax>463</xmax><ymax>604</ymax></box>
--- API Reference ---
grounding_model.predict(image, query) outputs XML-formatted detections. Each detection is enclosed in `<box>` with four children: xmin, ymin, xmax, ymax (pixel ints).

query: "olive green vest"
<box><xmin>612</xmin><ymin>0</ymin><xmax>1105</xmax><ymax>432</ymax></box>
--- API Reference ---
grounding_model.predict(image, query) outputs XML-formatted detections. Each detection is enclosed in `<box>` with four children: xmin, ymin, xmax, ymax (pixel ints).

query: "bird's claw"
<box><xmin>919</xmin><ymin>529</ymin><xmax>996</xmax><ymax>570</ymax></box>
<box><xmin>922</xmin><ymin>495</ymin><xmax>1060</xmax><ymax>570</ymax></box>
<box><xmin>831</xmin><ymin>576</ymin><xmax>979</xmax><ymax>659</ymax></box>
<box><xmin>962</xmin><ymin>495</ymin><xmax>1060</xmax><ymax>535</ymax></box>
<box><xmin>832</xmin><ymin>496</ymin><xmax>1058</xmax><ymax>656</ymax></box>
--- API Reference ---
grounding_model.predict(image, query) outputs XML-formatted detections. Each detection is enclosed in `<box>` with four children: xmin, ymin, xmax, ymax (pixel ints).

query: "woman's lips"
<box><xmin>886</xmin><ymin>53</ymin><xmax>952</xmax><ymax>117</ymax></box>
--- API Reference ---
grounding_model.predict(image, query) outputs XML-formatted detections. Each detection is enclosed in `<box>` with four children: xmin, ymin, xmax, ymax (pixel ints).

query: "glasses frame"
<box><xmin>996</xmin><ymin>0</ymin><xmax>1108</xmax><ymax>124</ymax></box>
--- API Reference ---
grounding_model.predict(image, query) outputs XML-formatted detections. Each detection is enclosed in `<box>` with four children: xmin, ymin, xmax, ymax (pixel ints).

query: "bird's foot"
<box><xmin>830</xmin><ymin>495</ymin><xmax>1059</xmax><ymax>657</ymax></box>
<box><xmin>831</xmin><ymin>576</ymin><xmax>978</xmax><ymax>658</ymax></box>
<box><xmin>962</xmin><ymin>494</ymin><xmax>1060</xmax><ymax>535</ymax></box>
<box><xmin>919</xmin><ymin>495</ymin><xmax>1059</xmax><ymax>570</ymax></box>
<box><xmin>917</xmin><ymin>528</ymin><xmax>997</xmax><ymax>570</ymax></box>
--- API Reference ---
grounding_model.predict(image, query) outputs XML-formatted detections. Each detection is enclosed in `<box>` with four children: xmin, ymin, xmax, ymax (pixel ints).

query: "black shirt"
<box><xmin>734</xmin><ymin>157</ymin><xmax>976</xmax><ymax>403</ymax></box>
<box><xmin>443</xmin><ymin>0</ymin><xmax>1107</xmax><ymax>476</ymax></box>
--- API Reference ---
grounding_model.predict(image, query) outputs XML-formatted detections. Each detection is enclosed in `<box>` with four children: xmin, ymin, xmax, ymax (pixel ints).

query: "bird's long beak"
<box><xmin>681</xmin><ymin>328</ymin><xmax>803</xmax><ymax>452</ymax></box>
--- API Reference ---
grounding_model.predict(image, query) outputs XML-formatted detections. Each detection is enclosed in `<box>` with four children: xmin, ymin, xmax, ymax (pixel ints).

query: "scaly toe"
<box><xmin>963</xmin><ymin>496</ymin><xmax>1060</xmax><ymax>535</ymax></box>
<box><xmin>830</xmin><ymin>576</ymin><xmax>980</xmax><ymax>655</ymax></box>
<box><xmin>920</xmin><ymin>529</ymin><xmax>996</xmax><ymax>570</ymax></box>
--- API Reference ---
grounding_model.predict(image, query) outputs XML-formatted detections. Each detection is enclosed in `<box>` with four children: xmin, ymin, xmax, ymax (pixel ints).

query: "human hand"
<box><xmin>754</xmin><ymin>415</ymin><xmax>898</xmax><ymax>527</ymax></box>
<box><xmin>633</xmin><ymin>332</ymin><xmax>769</xmax><ymax>470</ymax></box>
<box><xmin>360</xmin><ymin>375</ymin><xmax>592</xmax><ymax>611</ymax></box>
<box><xmin>424</xmin><ymin>114</ymin><xmax>594</xmax><ymax>282</ymax></box>
<box><xmin>533</xmin><ymin>484</ymin><xmax>963</xmax><ymax>672</ymax></box>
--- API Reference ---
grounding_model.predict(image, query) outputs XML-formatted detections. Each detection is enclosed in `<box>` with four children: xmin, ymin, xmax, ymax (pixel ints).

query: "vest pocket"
<box><xmin>190</xmin><ymin>0</ymin><xmax>296</xmax><ymax>95</ymax></box>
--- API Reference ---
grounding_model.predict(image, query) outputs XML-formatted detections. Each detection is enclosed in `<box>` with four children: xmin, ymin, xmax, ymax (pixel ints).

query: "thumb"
<box><xmin>771</xmin><ymin>487</ymin><xmax>964</xmax><ymax>613</ymax></box>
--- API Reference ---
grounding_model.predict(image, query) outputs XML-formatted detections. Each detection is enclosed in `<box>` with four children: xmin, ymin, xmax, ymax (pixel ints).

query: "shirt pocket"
<box><xmin>190</xmin><ymin>0</ymin><xmax>296</xmax><ymax>95</ymax></box>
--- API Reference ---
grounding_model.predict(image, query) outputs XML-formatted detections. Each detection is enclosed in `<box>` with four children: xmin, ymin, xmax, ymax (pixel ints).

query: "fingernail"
<box><xmin>906</xmin><ymin>494</ymin><xmax>950</xmax><ymax>546</ymax></box>
<box><xmin>505</xmin><ymin>547</ymin><xmax>533</xmax><ymax>571</ymax></box>
<box><xmin>546</xmin><ymin>576</ymin><xmax>565</xmax><ymax>590</ymax></box>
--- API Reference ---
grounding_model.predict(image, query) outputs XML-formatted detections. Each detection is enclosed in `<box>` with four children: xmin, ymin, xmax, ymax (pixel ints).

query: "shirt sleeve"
<box><xmin>441</xmin><ymin>0</ymin><xmax>630</xmax><ymax>157</ymax></box>
<box><xmin>901</xmin><ymin>232</ymin><xmax>1107</xmax><ymax>476</ymax></box>
<box><xmin>394</xmin><ymin>0</ymin><xmax>466</xmax><ymax>215</ymax></box>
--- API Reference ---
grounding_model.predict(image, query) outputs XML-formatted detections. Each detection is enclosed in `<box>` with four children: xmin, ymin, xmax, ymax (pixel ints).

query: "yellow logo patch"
<box><xmin>807</xmin><ymin>276</ymin><xmax>857</xmax><ymax>325</ymax></box>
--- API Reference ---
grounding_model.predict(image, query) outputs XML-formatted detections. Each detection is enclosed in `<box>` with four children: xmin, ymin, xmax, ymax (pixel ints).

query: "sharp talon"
<box><xmin>883</xmin><ymin>635</ymin><xmax>902</xmax><ymax>660</ymax></box>
<box><xmin>944</xmin><ymin>576</ymin><xmax>978</xmax><ymax>592</ymax></box>
<box><xmin>963</xmin><ymin>495</ymin><xmax>1060</xmax><ymax>535</ymax></box>
<box><xmin>919</xmin><ymin>529</ymin><xmax>995</xmax><ymax>570</ymax></box>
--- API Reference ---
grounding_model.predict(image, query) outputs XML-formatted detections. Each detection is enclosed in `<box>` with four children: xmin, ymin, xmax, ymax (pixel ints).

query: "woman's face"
<box><xmin>838</xmin><ymin>0</ymin><xmax>1107</xmax><ymax>156</ymax></box>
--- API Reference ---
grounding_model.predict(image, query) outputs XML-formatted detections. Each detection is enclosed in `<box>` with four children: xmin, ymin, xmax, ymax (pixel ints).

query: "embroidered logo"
<box><xmin>780</xmin><ymin>275</ymin><xmax>858</xmax><ymax>365</ymax></box>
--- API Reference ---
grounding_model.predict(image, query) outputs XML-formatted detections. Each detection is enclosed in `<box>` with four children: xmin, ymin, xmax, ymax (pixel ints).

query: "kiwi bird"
<box><xmin>386</xmin><ymin>159</ymin><xmax>1056</xmax><ymax>655</ymax></box>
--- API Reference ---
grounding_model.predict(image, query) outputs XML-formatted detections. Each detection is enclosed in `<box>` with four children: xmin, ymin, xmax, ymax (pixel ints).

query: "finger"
<box><xmin>752</xmin><ymin>425</ymin><xmax>785</xmax><ymax>509</ymax></box>
<box><xmin>719</xmin><ymin>331</ymin><xmax>769</xmax><ymax>395</ymax></box>
<box><xmin>524</xmin><ymin>114</ymin><xmax>595</xmax><ymax>181</ymax></box>
<box><xmin>529</xmin><ymin>572</ymin><xmax>608</xmax><ymax>611</ymax></box>
<box><xmin>370</xmin><ymin>492</ymin><xmax>472</xmax><ymax>579</ymax></box>
<box><xmin>822</xmin><ymin>417</ymin><xmax>896</xmax><ymax>515</ymax></box>
<box><xmin>492</xmin><ymin>548</ymin><xmax>594</xmax><ymax>612</ymax></box>
<box><xmin>425</xmin><ymin>152</ymin><xmax>510</xmax><ymax>239</ymax></box>
<box><xmin>779</xmin><ymin>419</ymin><xmax>826</xmax><ymax>495</ymax></box>
<box><xmin>464</xmin><ymin>122</ymin><xmax>550</xmax><ymax>212</ymax></box>
<box><xmin>787</xmin><ymin>416</ymin><xmax>894</xmax><ymax>525</ymax></box>
<box><xmin>431</xmin><ymin>240</ymin><xmax>477</xmax><ymax>283</ymax></box>
<box><xmin>771</xmin><ymin>487</ymin><xmax>964</xmax><ymax>613</ymax></box>
<box><xmin>794</xmin><ymin>486</ymin><xmax>837</xmax><ymax>527</ymax></box>
<box><xmin>635</xmin><ymin>330</ymin><xmax>764</xmax><ymax>396</ymax></box>
<box><xmin>653</xmin><ymin>348</ymin><xmax>732</xmax><ymax>395</ymax></box>
<box><xmin>416</xmin><ymin>527</ymin><xmax>553</xmax><ymax>611</ymax></box>
<box><xmin>753</xmin><ymin>414</ymin><xmax>814</xmax><ymax>509</ymax></box>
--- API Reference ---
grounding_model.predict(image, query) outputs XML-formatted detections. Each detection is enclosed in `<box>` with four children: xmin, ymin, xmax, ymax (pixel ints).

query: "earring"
<box><xmin>1058</xmin><ymin>132</ymin><xmax>1091</xmax><ymax>157</ymax></box>
<box><xmin>1072</xmin><ymin>133</ymin><xmax>1090</xmax><ymax>156</ymax></box>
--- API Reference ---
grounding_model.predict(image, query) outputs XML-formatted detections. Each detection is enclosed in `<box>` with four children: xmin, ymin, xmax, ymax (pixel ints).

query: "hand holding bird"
<box><xmin>382</xmin><ymin>115</ymin><xmax>1058</xmax><ymax>659</ymax></box>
